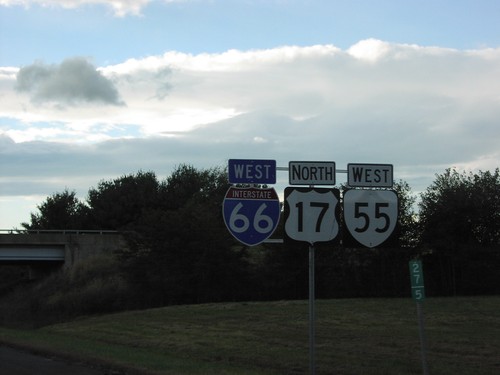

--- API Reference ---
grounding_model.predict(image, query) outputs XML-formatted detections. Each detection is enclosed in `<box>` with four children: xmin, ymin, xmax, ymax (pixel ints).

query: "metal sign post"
<box><xmin>416</xmin><ymin>301</ymin><xmax>429</xmax><ymax>375</ymax></box>
<box><xmin>284</xmin><ymin>186</ymin><xmax>341</xmax><ymax>375</ymax></box>
<box><xmin>309</xmin><ymin>244</ymin><xmax>316</xmax><ymax>375</ymax></box>
<box><xmin>224</xmin><ymin>159</ymin><xmax>399</xmax><ymax>375</ymax></box>
<box><xmin>409</xmin><ymin>260</ymin><xmax>429</xmax><ymax>375</ymax></box>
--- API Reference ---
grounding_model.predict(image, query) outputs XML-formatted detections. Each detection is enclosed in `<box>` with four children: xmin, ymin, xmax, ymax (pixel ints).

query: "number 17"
<box><xmin>295</xmin><ymin>201</ymin><xmax>329</xmax><ymax>232</ymax></box>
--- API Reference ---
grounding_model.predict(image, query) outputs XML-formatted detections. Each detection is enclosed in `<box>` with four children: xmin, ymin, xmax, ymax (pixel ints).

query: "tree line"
<box><xmin>21</xmin><ymin>165</ymin><xmax>500</xmax><ymax>308</ymax></box>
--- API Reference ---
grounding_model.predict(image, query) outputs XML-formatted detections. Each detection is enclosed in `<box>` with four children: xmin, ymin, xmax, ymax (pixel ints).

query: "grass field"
<box><xmin>1</xmin><ymin>296</ymin><xmax>499</xmax><ymax>374</ymax></box>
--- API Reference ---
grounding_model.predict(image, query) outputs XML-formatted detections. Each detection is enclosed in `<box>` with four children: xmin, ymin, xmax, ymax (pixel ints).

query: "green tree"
<box><xmin>87</xmin><ymin>170</ymin><xmax>160</xmax><ymax>230</ymax></box>
<box><xmin>418</xmin><ymin>168</ymin><xmax>500</xmax><ymax>295</ymax></box>
<box><xmin>469</xmin><ymin>169</ymin><xmax>500</xmax><ymax>245</ymax></box>
<box><xmin>22</xmin><ymin>189</ymin><xmax>90</xmax><ymax>230</ymax></box>
<box><xmin>419</xmin><ymin>168</ymin><xmax>500</xmax><ymax>249</ymax></box>
<box><xmin>117</xmin><ymin>165</ymin><xmax>251</xmax><ymax>306</ymax></box>
<box><xmin>162</xmin><ymin>164</ymin><xmax>229</xmax><ymax>209</ymax></box>
<box><xmin>393</xmin><ymin>179</ymin><xmax>418</xmax><ymax>248</ymax></box>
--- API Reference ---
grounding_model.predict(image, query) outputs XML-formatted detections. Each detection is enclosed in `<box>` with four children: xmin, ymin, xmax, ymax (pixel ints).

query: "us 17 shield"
<box><xmin>343</xmin><ymin>189</ymin><xmax>398</xmax><ymax>248</ymax></box>
<box><xmin>284</xmin><ymin>187</ymin><xmax>340</xmax><ymax>245</ymax></box>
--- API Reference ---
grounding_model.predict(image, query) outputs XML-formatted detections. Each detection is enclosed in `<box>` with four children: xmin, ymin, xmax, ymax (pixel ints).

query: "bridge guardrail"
<box><xmin>0</xmin><ymin>229</ymin><xmax>119</xmax><ymax>235</ymax></box>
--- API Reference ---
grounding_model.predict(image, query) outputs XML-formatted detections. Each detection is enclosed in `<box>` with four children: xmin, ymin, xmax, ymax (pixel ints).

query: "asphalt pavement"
<box><xmin>0</xmin><ymin>346</ymin><xmax>111</xmax><ymax>375</ymax></box>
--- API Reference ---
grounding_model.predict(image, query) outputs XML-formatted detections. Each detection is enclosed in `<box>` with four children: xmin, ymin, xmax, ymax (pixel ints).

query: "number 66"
<box><xmin>229</xmin><ymin>203</ymin><xmax>273</xmax><ymax>234</ymax></box>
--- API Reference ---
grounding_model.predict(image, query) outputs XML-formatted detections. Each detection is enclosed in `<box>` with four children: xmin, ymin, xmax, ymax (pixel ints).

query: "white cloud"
<box><xmin>104</xmin><ymin>45</ymin><xmax>343</xmax><ymax>73</ymax></box>
<box><xmin>1</xmin><ymin>40</ymin><xmax>500</xmax><ymax>227</ymax></box>
<box><xmin>0</xmin><ymin>0</ymin><xmax>192</xmax><ymax>16</ymax></box>
<box><xmin>347</xmin><ymin>39</ymin><xmax>392</xmax><ymax>62</ymax></box>
<box><xmin>0</xmin><ymin>0</ymin><xmax>151</xmax><ymax>16</ymax></box>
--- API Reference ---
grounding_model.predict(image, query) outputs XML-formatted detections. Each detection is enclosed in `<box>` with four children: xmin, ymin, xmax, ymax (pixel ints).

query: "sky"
<box><xmin>1</xmin><ymin>0</ymin><xmax>500</xmax><ymax>229</ymax></box>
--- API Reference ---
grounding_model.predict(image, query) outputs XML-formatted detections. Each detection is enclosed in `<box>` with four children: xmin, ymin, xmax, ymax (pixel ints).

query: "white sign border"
<box><xmin>347</xmin><ymin>163</ymin><xmax>394</xmax><ymax>188</ymax></box>
<box><xmin>288</xmin><ymin>161</ymin><xmax>336</xmax><ymax>186</ymax></box>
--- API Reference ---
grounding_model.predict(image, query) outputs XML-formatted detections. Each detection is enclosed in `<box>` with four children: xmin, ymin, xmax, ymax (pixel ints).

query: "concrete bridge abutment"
<box><xmin>0</xmin><ymin>232</ymin><xmax>127</xmax><ymax>270</ymax></box>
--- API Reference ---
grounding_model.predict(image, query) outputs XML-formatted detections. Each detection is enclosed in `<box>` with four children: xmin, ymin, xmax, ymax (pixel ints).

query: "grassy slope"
<box><xmin>1</xmin><ymin>297</ymin><xmax>499</xmax><ymax>375</ymax></box>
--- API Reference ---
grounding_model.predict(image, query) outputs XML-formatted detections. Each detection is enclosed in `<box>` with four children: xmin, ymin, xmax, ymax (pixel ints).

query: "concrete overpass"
<box><xmin>0</xmin><ymin>230</ymin><xmax>126</xmax><ymax>270</ymax></box>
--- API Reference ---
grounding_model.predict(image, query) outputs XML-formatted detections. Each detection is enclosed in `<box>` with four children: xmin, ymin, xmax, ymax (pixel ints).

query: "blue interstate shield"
<box><xmin>223</xmin><ymin>187</ymin><xmax>280</xmax><ymax>246</ymax></box>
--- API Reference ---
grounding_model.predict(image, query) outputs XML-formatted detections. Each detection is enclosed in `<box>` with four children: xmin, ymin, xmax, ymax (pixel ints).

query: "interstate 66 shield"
<box><xmin>222</xmin><ymin>186</ymin><xmax>280</xmax><ymax>246</ymax></box>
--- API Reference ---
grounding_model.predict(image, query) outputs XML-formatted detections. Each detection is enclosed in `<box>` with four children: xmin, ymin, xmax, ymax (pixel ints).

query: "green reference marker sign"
<box><xmin>409</xmin><ymin>260</ymin><xmax>425</xmax><ymax>301</ymax></box>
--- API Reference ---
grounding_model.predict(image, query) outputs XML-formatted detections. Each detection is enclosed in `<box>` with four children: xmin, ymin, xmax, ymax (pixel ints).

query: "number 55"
<box><xmin>354</xmin><ymin>202</ymin><xmax>391</xmax><ymax>233</ymax></box>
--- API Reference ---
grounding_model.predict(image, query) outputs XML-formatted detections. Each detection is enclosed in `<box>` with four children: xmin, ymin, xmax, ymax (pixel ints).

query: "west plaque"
<box><xmin>347</xmin><ymin>163</ymin><xmax>393</xmax><ymax>188</ymax></box>
<box><xmin>228</xmin><ymin>159</ymin><xmax>276</xmax><ymax>184</ymax></box>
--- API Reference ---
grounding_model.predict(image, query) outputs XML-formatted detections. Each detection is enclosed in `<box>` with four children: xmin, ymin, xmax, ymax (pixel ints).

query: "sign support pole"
<box><xmin>416</xmin><ymin>301</ymin><xmax>429</xmax><ymax>375</ymax></box>
<box><xmin>309</xmin><ymin>244</ymin><xmax>316</xmax><ymax>375</ymax></box>
<box><xmin>409</xmin><ymin>260</ymin><xmax>429</xmax><ymax>375</ymax></box>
